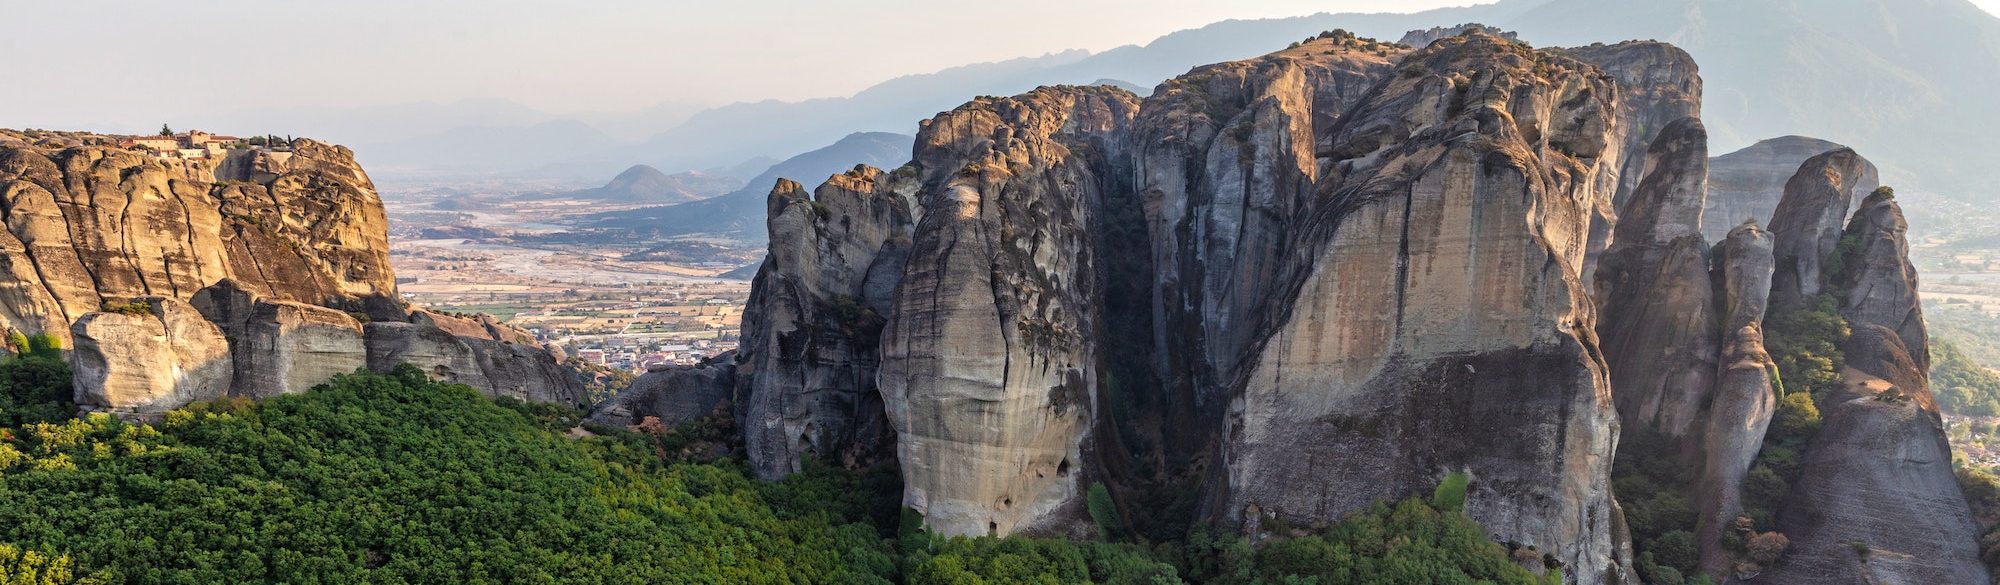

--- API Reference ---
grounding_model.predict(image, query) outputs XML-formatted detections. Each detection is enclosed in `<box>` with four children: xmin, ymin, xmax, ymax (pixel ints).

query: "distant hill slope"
<box><xmin>576</xmin><ymin>132</ymin><xmax>913</xmax><ymax>240</ymax></box>
<box><xmin>529</xmin><ymin>164</ymin><xmax>739</xmax><ymax>204</ymax></box>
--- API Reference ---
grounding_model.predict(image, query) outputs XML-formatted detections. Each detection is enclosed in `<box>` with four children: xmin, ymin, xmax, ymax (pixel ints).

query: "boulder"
<box><xmin>70</xmin><ymin>298</ymin><xmax>232</xmax><ymax>415</ymax></box>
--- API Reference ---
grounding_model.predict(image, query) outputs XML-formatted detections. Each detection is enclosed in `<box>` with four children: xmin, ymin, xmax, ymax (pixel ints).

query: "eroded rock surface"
<box><xmin>1559</xmin><ymin>41</ymin><xmax>1702</xmax><ymax>280</ymax></box>
<box><xmin>879</xmin><ymin>86</ymin><xmax>1139</xmax><ymax>537</ymax></box>
<box><xmin>587</xmin><ymin>353</ymin><xmax>737</xmax><ymax>427</ymax></box>
<box><xmin>1693</xmin><ymin>221</ymin><xmax>1778</xmax><ymax>575</ymax></box>
<box><xmin>1766</xmin><ymin>148</ymin><xmax>1874</xmax><ymax>312</ymax></box>
<box><xmin>1702</xmin><ymin>136</ymin><xmax>1878</xmax><ymax>244</ymax></box>
<box><xmin>1217</xmin><ymin>33</ymin><xmax>1624</xmax><ymax>582</ymax></box>
<box><xmin>1760</xmin><ymin>189</ymin><xmax>1988</xmax><ymax>585</ymax></box>
<box><xmin>736</xmin><ymin>166</ymin><xmax>915</xmax><ymax>479</ymax></box>
<box><xmin>192</xmin><ymin>279</ymin><xmax>367</xmax><ymax>399</ymax></box>
<box><xmin>70</xmin><ymin>298</ymin><xmax>233</xmax><ymax>415</ymax></box>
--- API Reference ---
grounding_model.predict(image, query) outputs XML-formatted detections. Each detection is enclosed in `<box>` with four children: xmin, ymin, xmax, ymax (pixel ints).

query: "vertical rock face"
<box><xmin>69</xmin><ymin>298</ymin><xmax>233</xmax><ymax>415</ymax></box>
<box><xmin>1702</xmin><ymin>136</ymin><xmax>1878</xmax><ymax>244</ymax></box>
<box><xmin>192</xmin><ymin>279</ymin><xmax>367</xmax><ymax>399</ymax></box>
<box><xmin>1217</xmin><ymin>34</ymin><xmax>1624</xmax><ymax>582</ymax></box>
<box><xmin>1593</xmin><ymin>117</ymin><xmax>1716</xmax><ymax>441</ymax></box>
<box><xmin>879</xmin><ymin>86</ymin><xmax>1139</xmax><ymax>537</ymax></box>
<box><xmin>1130</xmin><ymin>35</ymin><xmax>1407</xmax><ymax>449</ymax></box>
<box><xmin>361</xmin><ymin>310</ymin><xmax>585</xmax><ymax>404</ymax></box>
<box><xmin>1558</xmin><ymin>42</ymin><xmax>1702</xmax><ymax>280</ymax></box>
<box><xmin>736</xmin><ymin>166</ymin><xmax>915</xmax><ymax>479</ymax></box>
<box><xmin>1759</xmin><ymin>190</ymin><xmax>1988</xmax><ymax>585</ymax></box>
<box><xmin>1693</xmin><ymin>221</ymin><xmax>1778</xmax><ymax>574</ymax></box>
<box><xmin>1766</xmin><ymin>148</ymin><xmax>1874</xmax><ymax>312</ymax></box>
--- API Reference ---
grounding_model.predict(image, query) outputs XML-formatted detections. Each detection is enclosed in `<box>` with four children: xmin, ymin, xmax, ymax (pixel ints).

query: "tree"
<box><xmin>158</xmin><ymin>124</ymin><xmax>172</xmax><ymax>136</ymax></box>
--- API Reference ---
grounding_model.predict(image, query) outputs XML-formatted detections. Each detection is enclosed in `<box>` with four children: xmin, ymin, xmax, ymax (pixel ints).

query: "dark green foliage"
<box><xmin>99</xmin><ymin>302</ymin><xmax>153</xmax><ymax>317</ymax></box>
<box><xmin>1934</xmin><ymin>341</ymin><xmax>2000</xmax><ymax>416</ymax></box>
<box><xmin>0</xmin><ymin>346</ymin><xmax>74</xmax><ymax>428</ymax></box>
<box><xmin>0</xmin><ymin>366</ymin><xmax>897</xmax><ymax>584</ymax></box>
<box><xmin>1765</xmin><ymin>294</ymin><xmax>1850</xmax><ymax>399</ymax></box>
<box><xmin>1087</xmin><ymin>482</ymin><xmax>1125</xmax><ymax>540</ymax></box>
<box><xmin>905</xmin><ymin>537</ymin><xmax>1177</xmax><ymax>585</ymax></box>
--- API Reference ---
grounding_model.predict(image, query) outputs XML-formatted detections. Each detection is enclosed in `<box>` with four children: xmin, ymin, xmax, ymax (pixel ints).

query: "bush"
<box><xmin>0</xmin><ymin>352</ymin><xmax>73</xmax><ymax>428</ymax></box>
<box><xmin>100</xmin><ymin>301</ymin><xmax>154</xmax><ymax>317</ymax></box>
<box><xmin>1433</xmin><ymin>471</ymin><xmax>1471</xmax><ymax>513</ymax></box>
<box><xmin>1087</xmin><ymin>482</ymin><xmax>1125</xmax><ymax>539</ymax></box>
<box><xmin>1650</xmin><ymin>530</ymin><xmax>1698</xmax><ymax>574</ymax></box>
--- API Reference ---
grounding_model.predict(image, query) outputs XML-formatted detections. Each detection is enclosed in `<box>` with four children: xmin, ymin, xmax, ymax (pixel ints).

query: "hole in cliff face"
<box><xmin>1057</xmin><ymin>459</ymin><xmax>1072</xmax><ymax>477</ymax></box>
<box><xmin>988</xmin><ymin>522</ymin><xmax>998</xmax><ymax>535</ymax></box>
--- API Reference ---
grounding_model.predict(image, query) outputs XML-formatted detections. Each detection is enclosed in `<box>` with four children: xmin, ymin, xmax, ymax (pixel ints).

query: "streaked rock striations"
<box><xmin>879</xmin><ymin>86</ymin><xmax>1139</xmax><ymax>537</ymax></box>
<box><xmin>1760</xmin><ymin>189</ymin><xmax>1988</xmax><ymax>584</ymax></box>
<box><xmin>1216</xmin><ymin>33</ymin><xmax>1624</xmax><ymax>581</ymax></box>
<box><xmin>70</xmin><ymin>298</ymin><xmax>233</xmax><ymax>415</ymax></box>
<box><xmin>1593</xmin><ymin>117</ymin><xmax>1716</xmax><ymax>442</ymax></box>
<box><xmin>737</xmin><ymin>166</ymin><xmax>915</xmax><ymax>479</ymax></box>
<box><xmin>1131</xmin><ymin>35</ymin><xmax>1407</xmax><ymax>452</ymax></box>
<box><xmin>1560</xmin><ymin>42</ymin><xmax>1703</xmax><ymax>281</ymax></box>
<box><xmin>1702</xmin><ymin>136</ymin><xmax>1878</xmax><ymax>244</ymax></box>
<box><xmin>1693</xmin><ymin>221</ymin><xmax>1778</xmax><ymax>575</ymax></box>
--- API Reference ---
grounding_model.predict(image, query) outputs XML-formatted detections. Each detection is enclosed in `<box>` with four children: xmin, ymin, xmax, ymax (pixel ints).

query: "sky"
<box><xmin>2</xmin><ymin>0</ymin><xmax>1485</xmax><ymax>129</ymax></box>
<box><xmin>6</xmin><ymin>0</ymin><xmax>2000</xmax><ymax>132</ymax></box>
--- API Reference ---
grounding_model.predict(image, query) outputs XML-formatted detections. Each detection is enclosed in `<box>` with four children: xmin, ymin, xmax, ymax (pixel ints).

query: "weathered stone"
<box><xmin>1218</xmin><ymin>33</ymin><xmax>1625</xmax><ymax>583</ymax></box>
<box><xmin>191</xmin><ymin>280</ymin><xmax>367</xmax><ymax>398</ymax></box>
<box><xmin>1702</xmin><ymin>136</ymin><xmax>1878</xmax><ymax>244</ymax></box>
<box><xmin>1560</xmin><ymin>41</ymin><xmax>1703</xmax><ymax>284</ymax></box>
<box><xmin>880</xmin><ymin>85</ymin><xmax>1139</xmax><ymax>538</ymax></box>
<box><xmin>1766</xmin><ymin>148</ymin><xmax>1874</xmax><ymax>312</ymax></box>
<box><xmin>70</xmin><ymin>298</ymin><xmax>232</xmax><ymax>415</ymax></box>
<box><xmin>587</xmin><ymin>352</ymin><xmax>737</xmax><ymax>427</ymax></box>
<box><xmin>363</xmin><ymin>322</ymin><xmax>493</xmax><ymax>391</ymax></box>
<box><xmin>1760</xmin><ymin>190</ymin><xmax>1988</xmax><ymax>584</ymax></box>
<box><xmin>736</xmin><ymin>165</ymin><xmax>915</xmax><ymax>479</ymax></box>
<box><xmin>1693</xmin><ymin>221</ymin><xmax>1778</xmax><ymax>575</ymax></box>
<box><xmin>1594</xmin><ymin>117</ymin><xmax>1716</xmax><ymax>441</ymax></box>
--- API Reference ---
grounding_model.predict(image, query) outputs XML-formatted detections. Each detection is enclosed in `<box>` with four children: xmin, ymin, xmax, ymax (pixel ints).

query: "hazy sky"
<box><xmin>5</xmin><ymin>0</ymin><xmax>1487</xmax><ymax>128</ymax></box>
<box><xmin>8</xmin><ymin>0</ymin><xmax>2000</xmax><ymax>131</ymax></box>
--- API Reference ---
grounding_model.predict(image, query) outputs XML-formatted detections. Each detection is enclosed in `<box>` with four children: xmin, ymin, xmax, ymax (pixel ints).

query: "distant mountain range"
<box><xmin>568</xmin><ymin>132</ymin><xmax>913</xmax><ymax>240</ymax></box>
<box><xmin>526</xmin><ymin>165</ymin><xmax>741</xmax><ymax>205</ymax></box>
<box><xmin>219</xmin><ymin>0</ymin><xmax>1997</xmax><ymax>201</ymax></box>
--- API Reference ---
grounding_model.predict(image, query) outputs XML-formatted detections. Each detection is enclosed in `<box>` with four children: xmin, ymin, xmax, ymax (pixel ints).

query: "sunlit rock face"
<box><xmin>736</xmin><ymin>166</ymin><xmax>915</xmax><ymax>479</ymax></box>
<box><xmin>1213</xmin><ymin>33</ymin><xmax>1625</xmax><ymax>583</ymax></box>
<box><xmin>1759</xmin><ymin>189</ymin><xmax>1988</xmax><ymax>585</ymax></box>
<box><xmin>0</xmin><ymin>138</ymin><xmax>580</xmax><ymax>409</ymax></box>
<box><xmin>70</xmin><ymin>298</ymin><xmax>233</xmax><ymax>416</ymax></box>
<box><xmin>1766</xmin><ymin>148</ymin><xmax>1874</xmax><ymax>313</ymax></box>
<box><xmin>879</xmin><ymin>86</ymin><xmax>1139</xmax><ymax>538</ymax></box>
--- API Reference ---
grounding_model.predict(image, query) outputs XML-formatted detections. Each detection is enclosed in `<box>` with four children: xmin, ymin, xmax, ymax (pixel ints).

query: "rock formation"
<box><xmin>1214</xmin><ymin>33</ymin><xmax>1623</xmax><ymax>581</ymax></box>
<box><xmin>69</xmin><ymin>298</ymin><xmax>233</xmax><ymax>415</ymax></box>
<box><xmin>735</xmin><ymin>166</ymin><xmax>915</xmax><ymax>479</ymax></box>
<box><xmin>1702</xmin><ymin>136</ymin><xmax>1879</xmax><ymax>244</ymax></box>
<box><xmin>879</xmin><ymin>86</ymin><xmax>1139</xmax><ymax>538</ymax></box>
<box><xmin>1766</xmin><ymin>148</ymin><xmax>1874</xmax><ymax>312</ymax></box>
<box><xmin>587</xmin><ymin>353</ymin><xmax>737</xmax><ymax>428</ymax></box>
<box><xmin>1130</xmin><ymin>34</ymin><xmax>1408</xmax><ymax>452</ymax></box>
<box><xmin>1593</xmin><ymin>117</ymin><xmax>1716</xmax><ymax>442</ymax></box>
<box><xmin>1398</xmin><ymin>24</ymin><xmax>1519</xmax><ymax>48</ymax></box>
<box><xmin>1560</xmin><ymin>41</ymin><xmax>1703</xmax><ymax>282</ymax></box>
<box><xmin>1760</xmin><ymin>189</ymin><xmax>1988</xmax><ymax>584</ymax></box>
<box><xmin>0</xmin><ymin>138</ymin><xmax>580</xmax><ymax>413</ymax></box>
<box><xmin>1693</xmin><ymin>221</ymin><xmax>1778</xmax><ymax>575</ymax></box>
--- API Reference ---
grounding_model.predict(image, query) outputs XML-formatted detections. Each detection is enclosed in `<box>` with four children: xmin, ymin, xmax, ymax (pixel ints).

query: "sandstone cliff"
<box><xmin>1692</xmin><ymin>221</ymin><xmax>1779</xmax><ymax>576</ymax></box>
<box><xmin>1593</xmin><ymin>117</ymin><xmax>1716</xmax><ymax>443</ymax></box>
<box><xmin>1130</xmin><ymin>34</ymin><xmax>1407</xmax><ymax>458</ymax></box>
<box><xmin>1766</xmin><ymin>148</ymin><xmax>1875</xmax><ymax>313</ymax></box>
<box><xmin>1559</xmin><ymin>42</ymin><xmax>1703</xmax><ymax>282</ymax></box>
<box><xmin>736</xmin><ymin>166</ymin><xmax>914</xmax><ymax>479</ymax></box>
<box><xmin>1215</xmin><ymin>33</ymin><xmax>1623</xmax><ymax>581</ymax></box>
<box><xmin>0</xmin><ymin>138</ymin><xmax>581</xmax><ymax>414</ymax></box>
<box><xmin>1702</xmin><ymin>137</ymin><xmax>1879</xmax><ymax>244</ymax></box>
<box><xmin>879</xmin><ymin>86</ymin><xmax>1139</xmax><ymax>538</ymax></box>
<box><xmin>1759</xmin><ymin>189</ymin><xmax>1988</xmax><ymax>584</ymax></box>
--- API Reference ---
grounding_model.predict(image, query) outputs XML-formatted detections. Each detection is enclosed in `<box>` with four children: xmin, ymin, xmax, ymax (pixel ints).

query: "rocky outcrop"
<box><xmin>1758</xmin><ymin>189</ymin><xmax>1988</xmax><ymax>584</ymax></box>
<box><xmin>0</xmin><ymin>137</ymin><xmax>580</xmax><ymax>409</ymax></box>
<box><xmin>363</xmin><ymin>310</ymin><xmax>585</xmax><ymax>404</ymax></box>
<box><xmin>191</xmin><ymin>279</ymin><xmax>367</xmax><ymax>399</ymax></box>
<box><xmin>1693</xmin><ymin>221</ymin><xmax>1778</xmax><ymax>575</ymax></box>
<box><xmin>1398</xmin><ymin>24</ymin><xmax>1518</xmax><ymax>48</ymax></box>
<box><xmin>1702</xmin><ymin>137</ymin><xmax>1878</xmax><ymax>244</ymax></box>
<box><xmin>1215</xmin><ymin>34</ymin><xmax>1624</xmax><ymax>582</ymax></box>
<box><xmin>69</xmin><ymin>298</ymin><xmax>233</xmax><ymax>415</ymax></box>
<box><xmin>1130</xmin><ymin>34</ymin><xmax>1408</xmax><ymax>452</ymax></box>
<box><xmin>879</xmin><ymin>86</ymin><xmax>1139</xmax><ymax>537</ymax></box>
<box><xmin>1593</xmin><ymin>117</ymin><xmax>1716</xmax><ymax>442</ymax></box>
<box><xmin>1560</xmin><ymin>42</ymin><xmax>1703</xmax><ymax>282</ymax></box>
<box><xmin>1766</xmin><ymin>148</ymin><xmax>1874</xmax><ymax>313</ymax></box>
<box><xmin>586</xmin><ymin>354</ymin><xmax>737</xmax><ymax>427</ymax></box>
<box><xmin>735</xmin><ymin>166</ymin><xmax>914</xmax><ymax>478</ymax></box>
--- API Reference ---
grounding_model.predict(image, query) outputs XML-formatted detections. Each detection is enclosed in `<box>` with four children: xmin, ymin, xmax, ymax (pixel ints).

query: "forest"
<box><xmin>0</xmin><ymin>353</ymin><xmax>1563</xmax><ymax>584</ymax></box>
